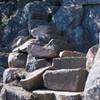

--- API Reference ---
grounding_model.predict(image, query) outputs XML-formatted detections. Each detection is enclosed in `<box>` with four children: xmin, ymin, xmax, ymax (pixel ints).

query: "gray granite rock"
<box><xmin>3</xmin><ymin>68</ymin><xmax>27</xmax><ymax>84</ymax></box>
<box><xmin>62</xmin><ymin>0</ymin><xmax>100</xmax><ymax>5</ymax></box>
<box><xmin>47</xmin><ymin>38</ymin><xmax>71</xmax><ymax>54</ymax></box>
<box><xmin>59</xmin><ymin>50</ymin><xmax>85</xmax><ymax>58</ymax></box>
<box><xmin>52</xmin><ymin>57</ymin><xmax>86</xmax><ymax>69</ymax></box>
<box><xmin>82</xmin><ymin>5</ymin><xmax>100</xmax><ymax>48</ymax></box>
<box><xmin>43</xmin><ymin>69</ymin><xmax>88</xmax><ymax>91</ymax></box>
<box><xmin>8</xmin><ymin>52</ymin><xmax>27</xmax><ymax>68</ymax></box>
<box><xmin>20</xmin><ymin>66</ymin><xmax>52</xmax><ymax>91</ymax></box>
<box><xmin>33</xmin><ymin>90</ymin><xmax>83</xmax><ymax>100</ymax></box>
<box><xmin>13</xmin><ymin>39</ymin><xmax>37</xmax><ymax>53</ymax></box>
<box><xmin>31</xmin><ymin>25</ymin><xmax>63</xmax><ymax>45</ymax></box>
<box><xmin>86</xmin><ymin>44</ymin><xmax>98</xmax><ymax>71</ymax></box>
<box><xmin>84</xmin><ymin>47</ymin><xmax>100</xmax><ymax>98</ymax></box>
<box><xmin>11</xmin><ymin>36</ymin><xmax>30</xmax><ymax>50</ymax></box>
<box><xmin>26</xmin><ymin>54</ymin><xmax>51</xmax><ymax>72</ymax></box>
<box><xmin>52</xmin><ymin>5</ymin><xmax>83</xmax><ymax>32</ymax></box>
<box><xmin>27</xmin><ymin>44</ymin><xmax>57</xmax><ymax>58</ymax></box>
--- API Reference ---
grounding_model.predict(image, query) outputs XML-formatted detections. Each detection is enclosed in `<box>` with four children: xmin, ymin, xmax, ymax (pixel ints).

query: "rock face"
<box><xmin>43</xmin><ymin>69</ymin><xmax>88</xmax><ymax>91</ymax></box>
<box><xmin>82</xmin><ymin>5</ymin><xmax>100</xmax><ymax>48</ymax></box>
<box><xmin>86</xmin><ymin>44</ymin><xmax>98</xmax><ymax>71</ymax></box>
<box><xmin>0</xmin><ymin>52</ymin><xmax>8</xmax><ymax>68</ymax></box>
<box><xmin>0</xmin><ymin>85</ymin><xmax>34</xmax><ymax>100</ymax></box>
<box><xmin>66</xmin><ymin>26</ymin><xmax>86</xmax><ymax>52</ymax></box>
<box><xmin>84</xmin><ymin>47</ymin><xmax>100</xmax><ymax>99</ymax></box>
<box><xmin>26</xmin><ymin>54</ymin><xmax>51</xmax><ymax>72</ymax></box>
<box><xmin>53</xmin><ymin>5</ymin><xmax>83</xmax><ymax>32</ymax></box>
<box><xmin>52</xmin><ymin>57</ymin><xmax>86</xmax><ymax>69</ymax></box>
<box><xmin>3</xmin><ymin>68</ymin><xmax>27</xmax><ymax>83</ymax></box>
<box><xmin>8</xmin><ymin>52</ymin><xmax>27</xmax><ymax>68</ymax></box>
<box><xmin>23</xmin><ymin>1</ymin><xmax>51</xmax><ymax>21</ymax></box>
<box><xmin>20</xmin><ymin>66</ymin><xmax>52</xmax><ymax>91</ymax></box>
<box><xmin>52</xmin><ymin>5</ymin><xmax>85</xmax><ymax>52</ymax></box>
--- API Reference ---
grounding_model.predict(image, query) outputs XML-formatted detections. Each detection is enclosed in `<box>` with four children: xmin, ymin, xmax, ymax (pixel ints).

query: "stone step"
<box><xmin>0</xmin><ymin>85</ymin><xmax>34</xmax><ymax>100</ymax></box>
<box><xmin>43</xmin><ymin>69</ymin><xmax>88</xmax><ymax>91</ymax></box>
<box><xmin>0</xmin><ymin>85</ymin><xmax>83</xmax><ymax>100</ymax></box>
<box><xmin>52</xmin><ymin>57</ymin><xmax>86</xmax><ymax>69</ymax></box>
<box><xmin>20</xmin><ymin>66</ymin><xmax>52</xmax><ymax>91</ymax></box>
<box><xmin>32</xmin><ymin>90</ymin><xmax>83</xmax><ymax>100</ymax></box>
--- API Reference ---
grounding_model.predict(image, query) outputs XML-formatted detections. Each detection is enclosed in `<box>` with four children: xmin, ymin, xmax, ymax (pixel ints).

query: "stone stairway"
<box><xmin>0</xmin><ymin>53</ymin><xmax>88</xmax><ymax>100</ymax></box>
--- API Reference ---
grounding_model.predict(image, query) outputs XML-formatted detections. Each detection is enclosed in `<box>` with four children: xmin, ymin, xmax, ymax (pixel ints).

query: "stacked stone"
<box><xmin>0</xmin><ymin>0</ymin><xmax>100</xmax><ymax>100</ymax></box>
<box><xmin>0</xmin><ymin>24</ymin><xmax>89</xmax><ymax>100</ymax></box>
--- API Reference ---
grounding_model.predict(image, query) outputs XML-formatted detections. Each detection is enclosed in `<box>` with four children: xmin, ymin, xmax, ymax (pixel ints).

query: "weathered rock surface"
<box><xmin>47</xmin><ymin>38</ymin><xmax>71</xmax><ymax>54</ymax></box>
<box><xmin>23</xmin><ymin>1</ymin><xmax>51</xmax><ymax>21</ymax></box>
<box><xmin>3</xmin><ymin>68</ymin><xmax>27</xmax><ymax>83</ymax></box>
<box><xmin>86</xmin><ymin>44</ymin><xmax>98</xmax><ymax>71</ymax></box>
<box><xmin>59</xmin><ymin>50</ymin><xmax>85</xmax><ymax>58</ymax></box>
<box><xmin>20</xmin><ymin>66</ymin><xmax>52</xmax><ymax>91</ymax></box>
<box><xmin>43</xmin><ymin>69</ymin><xmax>88</xmax><ymax>91</ymax></box>
<box><xmin>1</xmin><ymin>10</ymin><xmax>29</xmax><ymax>48</ymax></box>
<box><xmin>33</xmin><ymin>90</ymin><xmax>83</xmax><ymax>100</ymax></box>
<box><xmin>31</xmin><ymin>25</ymin><xmax>63</xmax><ymax>45</ymax></box>
<box><xmin>84</xmin><ymin>84</ymin><xmax>100</xmax><ymax>100</ymax></box>
<box><xmin>62</xmin><ymin>0</ymin><xmax>100</xmax><ymax>5</ymax></box>
<box><xmin>8</xmin><ymin>52</ymin><xmax>27</xmax><ymax>68</ymax></box>
<box><xmin>45</xmin><ymin>0</ymin><xmax>62</xmax><ymax>6</ymax></box>
<box><xmin>27</xmin><ymin>44</ymin><xmax>57</xmax><ymax>58</ymax></box>
<box><xmin>84</xmin><ymin>47</ymin><xmax>100</xmax><ymax>98</ymax></box>
<box><xmin>52</xmin><ymin>57</ymin><xmax>86</xmax><ymax>69</ymax></box>
<box><xmin>28</xmin><ymin>20</ymin><xmax>53</xmax><ymax>33</ymax></box>
<box><xmin>26</xmin><ymin>54</ymin><xmax>51</xmax><ymax>72</ymax></box>
<box><xmin>0</xmin><ymin>1</ymin><xmax>17</xmax><ymax>18</ymax></box>
<box><xmin>66</xmin><ymin>27</ymin><xmax>86</xmax><ymax>52</ymax></box>
<box><xmin>0</xmin><ymin>85</ymin><xmax>34</xmax><ymax>100</ymax></box>
<box><xmin>82</xmin><ymin>5</ymin><xmax>100</xmax><ymax>48</ymax></box>
<box><xmin>53</xmin><ymin>5</ymin><xmax>83</xmax><ymax>32</ymax></box>
<box><xmin>11</xmin><ymin>36</ymin><xmax>30</xmax><ymax>50</ymax></box>
<box><xmin>13</xmin><ymin>39</ymin><xmax>37</xmax><ymax>53</ymax></box>
<box><xmin>0</xmin><ymin>66</ymin><xmax>5</xmax><ymax>76</ymax></box>
<box><xmin>0</xmin><ymin>52</ymin><xmax>9</xmax><ymax>68</ymax></box>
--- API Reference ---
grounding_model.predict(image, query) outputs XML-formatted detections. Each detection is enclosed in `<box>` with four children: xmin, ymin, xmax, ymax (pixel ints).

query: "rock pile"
<box><xmin>0</xmin><ymin>22</ymin><xmax>88</xmax><ymax>99</ymax></box>
<box><xmin>0</xmin><ymin>0</ymin><xmax>100</xmax><ymax>100</ymax></box>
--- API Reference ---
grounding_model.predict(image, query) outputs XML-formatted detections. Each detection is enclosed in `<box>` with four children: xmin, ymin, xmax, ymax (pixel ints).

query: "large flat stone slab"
<box><xmin>52</xmin><ymin>57</ymin><xmax>86</xmax><ymax>69</ymax></box>
<box><xmin>43</xmin><ymin>69</ymin><xmax>88</xmax><ymax>91</ymax></box>
<box><xmin>27</xmin><ymin>44</ymin><xmax>57</xmax><ymax>58</ymax></box>
<box><xmin>20</xmin><ymin>66</ymin><xmax>52</xmax><ymax>91</ymax></box>
<box><xmin>33</xmin><ymin>90</ymin><xmax>83</xmax><ymax>100</ymax></box>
